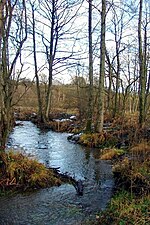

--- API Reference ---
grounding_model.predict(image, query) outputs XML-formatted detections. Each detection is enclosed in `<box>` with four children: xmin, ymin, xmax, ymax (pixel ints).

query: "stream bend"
<box><xmin>0</xmin><ymin>121</ymin><xmax>114</xmax><ymax>225</ymax></box>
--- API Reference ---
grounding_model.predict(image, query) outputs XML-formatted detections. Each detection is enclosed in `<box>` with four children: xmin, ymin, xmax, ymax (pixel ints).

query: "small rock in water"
<box><xmin>70</xmin><ymin>115</ymin><xmax>76</xmax><ymax>120</ymax></box>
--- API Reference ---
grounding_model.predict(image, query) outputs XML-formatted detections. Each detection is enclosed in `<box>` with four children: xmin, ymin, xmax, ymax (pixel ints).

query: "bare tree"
<box><xmin>86</xmin><ymin>0</ymin><xmax>94</xmax><ymax>132</ymax></box>
<box><xmin>138</xmin><ymin>0</ymin><xmax>147</xmax><ymax>126</ymax></box>
<box><xmin>111</xmin><ymin>3</ymin><xmax>126</xmax><ymax>117</ymax></box>
<box><xmin>30</xmin><ymin>1</ymin><xmax>45</xmax><ymax>122</ymax></box>
<box><xmin>0</xmin><ymin>0</ymin><xmax>27</xmax><ymax>149</ymax></box>
<box><xmin>95</xmin><ymin>0</ymin><xmax>106</xmax><ymax>132</ymax></box>
<box><xmin>29</xmin><ymin>0</ymin><xmax>83</xmax><ymax>121</ymax></box>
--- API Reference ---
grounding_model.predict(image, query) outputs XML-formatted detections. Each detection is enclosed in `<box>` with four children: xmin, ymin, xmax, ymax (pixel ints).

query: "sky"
<box><xmin>12</xmin><ymin>0</ymin><xmax>150</xmax><ymax>86</ymax></box>
<box><xmin>16</xmin><ymin>0</ymin><xmax>88</xmax><ymax>84</ymax></box>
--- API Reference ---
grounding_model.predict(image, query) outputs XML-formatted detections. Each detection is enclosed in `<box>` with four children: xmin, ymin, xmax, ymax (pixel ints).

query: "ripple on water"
<box><xmin>2</xmin><ymin>121</ymin><xmax>114</xmax><ymax>225</ymax></box>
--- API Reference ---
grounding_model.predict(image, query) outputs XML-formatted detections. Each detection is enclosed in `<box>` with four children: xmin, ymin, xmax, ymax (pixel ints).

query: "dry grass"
<box><xmin>94</xmin><ymin>191</ymin><xmax>150</xmax><ymax>225</ymax></box>
<box><xmin>93</xmin><ymin>141</ymin><xmax>150</xmax><ymax>225</ymax></box>
<box><xmin>48</xmin><ymin>120</ymin><xmax>77</xmax><ymax>132</ymax></box>
<box><xmin>112</xmin><ymin>147</ymin><xmax>150</xmax><ymax>194</ymax></box>
<box><xmin>130</xmin><ymin>142</ymin><xmax>150</xmax><ymax>161</ymax></box>
<box><xmin>100</xmin><ymin>148</ymin><xmax>125</xmax><ymax>160</ymax></box>
<box><xmin>79</xmin><ymin>131</ymin><xmax>124</xmax><ymax>148</ymax></box>
<box><xmin>0</xmin><ymin>151</ymin><xmax>61</xmax><ymax>191</ymax></box>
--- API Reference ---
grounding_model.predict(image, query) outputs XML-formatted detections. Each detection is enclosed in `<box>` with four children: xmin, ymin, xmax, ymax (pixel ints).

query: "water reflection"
<box><xmin>84</xmin><ymin>148</ymin><xmax>91</xmax><ymax>162</ymax></box>
<box><xmin>2</xmin><ymin>120</ymin><xmax>115</xmax><ymax>224</ymax></box>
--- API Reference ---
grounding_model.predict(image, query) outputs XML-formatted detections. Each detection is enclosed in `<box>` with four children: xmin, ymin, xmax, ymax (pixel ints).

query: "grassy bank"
<box><xmin>0</xmin><ymin>151</ymin><xmax>62</xmax><ymax>195</ymax></box>
<box><xmin>94</xmin><ymin>141</ymin><xmax>150</xmax><ymax>225</ymax></box>
<box><xmin>94</xmin><ymin>191</ymin><xmax>150</xmax><ymax>225</ymax></box>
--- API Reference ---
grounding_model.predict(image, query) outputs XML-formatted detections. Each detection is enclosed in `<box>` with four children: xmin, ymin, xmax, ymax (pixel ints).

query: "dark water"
<box><xmin>0</xmin><ymin>121</ymin><xmax>114</xmax><ymax>225</ymax></box>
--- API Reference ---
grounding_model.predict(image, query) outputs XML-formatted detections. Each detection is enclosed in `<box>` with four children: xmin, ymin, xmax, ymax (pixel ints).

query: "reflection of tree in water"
<box><xmin>45</xmin><ymin>159</ymin><xmax>50</xmax><ymax>168</ymax></box>
<box><xmin>37</xmin><ymin>132</ymin><xmax>50</xmax><ymax>168</ymax></box>
<box><xmin>94</xmin><ymin>160</ymin><xmax>112</xmax><ymax>186</ymax></box>
<box><xmin>4</xmin><ymin>121</ymin><xmax>114</xmax><ymax>225</ymax></box>
<box><xmin>84</xmin><ymin>148</ymin><xmax>106</xmax><ymax>185</ymax></box>
<box><xmin>94</xmin><ymin>163</ymin><xmax>102</xmax><ymax>185</ymax></box>
<box><xmin>85</xmin><ymin>148</ymin><xmax>91</xmax><ymax>162</ymax></box>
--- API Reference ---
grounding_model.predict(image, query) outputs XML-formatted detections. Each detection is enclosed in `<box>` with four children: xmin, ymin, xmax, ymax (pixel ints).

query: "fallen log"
<box><xmin>74</xmin><ymin>179</ymin><xmax>83</xmax><ymax>196</ymax></box>
<box><xmin>51</xmin><ymin>168</ymin><xmax>84</xmax><ymax>196</ymax></box>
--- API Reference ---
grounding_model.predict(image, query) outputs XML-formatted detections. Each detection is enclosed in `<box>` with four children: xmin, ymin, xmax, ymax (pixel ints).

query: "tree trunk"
<box><xmin>0</xmin><ymin>0</ymin><xmax>27</xmax><ymax>149</ymax></box>
<box><xmin>31</xmin><ymin>3</ymin><xmax>44</xmax><ymax>123</ymax></box>
<box><xmin>113</xmin><ymin>29</ymin><xmax>121</xmax><ymax>117</ymax></box>
<box><xmin>0</xmin><ymin>0</ymin><xmax>12</xmax><ymax>149</ymax></box>
<box><xmin>95</xmin><ymin>0</ymin><xmax>106</xmax><ymax>133</ymax></box>
<box><xmin>86</xmin><ymin>0</ymin><xmax>93</xmax><ymax>133</ymax></box>
<box><xmin>105</xmin><ymin>51</ymin><xmax>113</xmax><ymax>111</ymax></box>
<box><xmin>45</xmin><ymin>0</ymin><xmax>55</xmax><ymax>120</ymax></box>
<box><xmin>138</xmin><ymin>0</ymin><xmax>146</xmax><ymax>126</ymax></box>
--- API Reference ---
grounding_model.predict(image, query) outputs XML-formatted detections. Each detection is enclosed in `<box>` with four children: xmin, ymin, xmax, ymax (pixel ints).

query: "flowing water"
<box><xmin>0</xmin><ymin>121</ymin><xmax>114</xmax><ymax>225</ymax></box>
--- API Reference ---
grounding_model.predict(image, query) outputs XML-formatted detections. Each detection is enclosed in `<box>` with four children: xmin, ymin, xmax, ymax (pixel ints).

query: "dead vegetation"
<box><xmin>94</xmin><ymin>191</ymin><xmax>150</xmax><ymax>225</ymax></box>
<box><xmin>100</xmin><ymin>148</ymin><xmax>125</xmax><ymax>160</ymax></box>
<box><xmin>112</xmin><ymin>141</ymin><xmax>150</xmax><ymax>195</ymax></box>
<box><xmin>0</xmin><ymin>151</ymin><xmax>62</xmax><ymax>192</ymax></box>
<box><xmin>94</xmin><ymin>141</ymin><xmax>150</xmax><ymax>225</ymax></box>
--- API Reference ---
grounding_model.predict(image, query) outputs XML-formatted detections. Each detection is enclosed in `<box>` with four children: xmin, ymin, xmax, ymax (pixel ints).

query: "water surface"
<box><xmin>0</xmin><ymin>121</ymin><xmax>114</xmax><ymax>225</ymax></box>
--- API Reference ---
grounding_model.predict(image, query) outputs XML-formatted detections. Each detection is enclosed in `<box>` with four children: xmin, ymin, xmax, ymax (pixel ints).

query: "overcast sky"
<box><xmin>14</xmin><ymin>0</ymin><xmax>149</xmax><ymax>85</ymax></box>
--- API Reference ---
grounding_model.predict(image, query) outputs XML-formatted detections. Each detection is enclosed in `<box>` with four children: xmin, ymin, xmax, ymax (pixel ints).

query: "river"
<box><xmin>0</xmin><ymin>121</ymin><xmax>114</xmax><ymax>225</ymax></box>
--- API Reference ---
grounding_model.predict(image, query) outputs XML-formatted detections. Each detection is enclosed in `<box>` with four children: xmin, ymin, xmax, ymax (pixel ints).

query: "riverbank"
<box><xmin>94</xmin><ymin>191</ymin><xmax>150</xmax><ymax>225</ymax></box>
<box><xmin>0</xmin><ymin>151</ymin><xmax>62</xmax><ymax>195</ymax></box>
<box><xmin>94</xmin><ymin>141</ymin><xmax>150</xmax><ymax>224</ymax></box>
<box><xmin>0</xmin><ymin>150</ymin><xmax>84</xmax><ymax>197</ymax></box>
<box><xmin>0</xmin><ymin>120</ymin><xmax>114</xmax><ymax>224</ymax></box>
<box><xmin>14</xmin><ymin>110</ymin><xmax>150</xmax><ymax>148</ymax></box>
<box><xmin>1</xmin><ymin>111</ymin><xmax>150</xmax><ymax>224</ymax></box>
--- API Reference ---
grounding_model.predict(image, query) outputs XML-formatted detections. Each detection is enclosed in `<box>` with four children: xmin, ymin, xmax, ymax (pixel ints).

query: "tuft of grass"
<box><xmin>79</xmin><ymin>132</ymin><xmax>121</xmax><ymax>148</ymax></box>
<box><xmin>94</xmin><ymin>191</ymin><xmax>150</xmax><ymax>225</ymax></box>
<box><xmin>0</xmin><ymin>151</ymin><xmax>61</xmax><ymax>192</ymax></box>
<box><xmin>100</xmin><ymin>148</ymin><xmax>125</xmax><ymax>160</ymax></box>
<box><xmin>112</xmin><ymin>155</ymin><xmax>150</xmax><ymax>194</ymax></box>
<box><xmin>130</xmin><ymin>141</ymin><xmax>150</xmax><ymax>161</ymax></box>
<box><xmin>93</xmin><ymin>141</ymin><xmax>150</xmax><ymax>225</ymax></box>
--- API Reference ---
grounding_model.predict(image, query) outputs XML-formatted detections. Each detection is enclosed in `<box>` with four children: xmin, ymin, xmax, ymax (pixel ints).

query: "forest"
<box><xmin>0</xmin><ymin>0</ymin><xmax>150</xmax><ymax>224</ymax></box>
